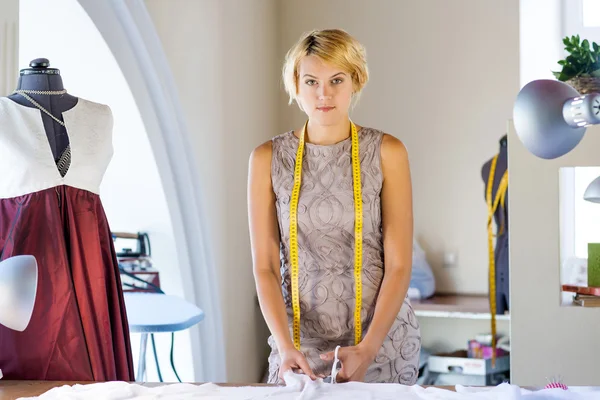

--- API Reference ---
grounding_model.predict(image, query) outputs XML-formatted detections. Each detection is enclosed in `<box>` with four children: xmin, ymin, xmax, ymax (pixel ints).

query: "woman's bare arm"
<box><xmin>360</xmin><ymin>133</ymin><xmax>414</xmax><ymax>355</ymax></box>
<box><xmin>248</xmin><ymin>141</ymin><xmax>295</xmax><ymax>354</ymax></box>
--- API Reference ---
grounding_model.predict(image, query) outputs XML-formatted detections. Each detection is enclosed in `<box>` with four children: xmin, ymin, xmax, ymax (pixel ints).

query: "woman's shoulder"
<box><xmin>358</xmin><ymin>126</ymin><xmax>404</xmax><ymax>147</ymax></box>
<box><xmin>368</xmin><ymin>130</ymin><xmax>409</xmax><ymax>173</ymax></box>
<box><xmin>358</xmin><ymin>125</ymin><xmax>384</xmax><ymax>135</ymax></box>
<box><xmin>249</xmin><ymin>131</ymin><xmax>295</xmax><ymax>165</ymax></box>
<box><xmin>358</xmin><ymin>126</ymin><xmax>408</xmax><ymax>162</ymax></box>
<box><xmin>249</xmin><ymin>139</ymin><xmax>273</xmax><ymax>169</ymax></box>
<box><xmin>380</xmin><ymin>132</ymin><xmax>408</xmax><ymax>157</ymax></box>
<box><xmin>271</xmin><ymin>130</ymin><xmax>295</xmax><ymax>146</ymax></box>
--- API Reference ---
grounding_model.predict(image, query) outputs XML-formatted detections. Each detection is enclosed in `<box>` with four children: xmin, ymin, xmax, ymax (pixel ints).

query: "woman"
<box><xmin>248</xmin><ymin>28</ymin><xmax>420</xmax><ymax>385</ymax></box>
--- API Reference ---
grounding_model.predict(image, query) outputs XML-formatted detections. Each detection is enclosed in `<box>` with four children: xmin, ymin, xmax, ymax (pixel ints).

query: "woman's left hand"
<box><xmin>319</xmin><ymin>344</ymin><xmax>378</xmax><ymax>383</ymax></box>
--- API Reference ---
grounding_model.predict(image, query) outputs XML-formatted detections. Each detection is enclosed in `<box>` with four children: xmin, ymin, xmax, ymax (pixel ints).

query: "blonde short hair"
<box><xmin>282</xmin><ymin>29</ymin><xmax>369</xmax><ymax>105</ymax></box>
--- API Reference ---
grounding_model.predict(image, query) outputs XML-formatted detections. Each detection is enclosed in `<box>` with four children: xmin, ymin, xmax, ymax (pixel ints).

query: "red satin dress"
<box><xmin>0</xmin><ymin>97</ymin><xmax>134</xmax><ymax>381</ymax></box>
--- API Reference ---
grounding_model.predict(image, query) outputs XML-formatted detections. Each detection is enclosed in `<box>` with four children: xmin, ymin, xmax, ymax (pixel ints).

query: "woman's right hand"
<box><xmin>279</xmin><ymin>348</ymin><xmax>316</xmax><ymax>382</ymax></box>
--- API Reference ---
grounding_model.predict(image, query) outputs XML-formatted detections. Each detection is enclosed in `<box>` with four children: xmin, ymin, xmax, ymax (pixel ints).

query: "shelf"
<box><xmin>412</xmin><ymin>294</ymin><xmax>511</xmax><ymax>320</ymax></box>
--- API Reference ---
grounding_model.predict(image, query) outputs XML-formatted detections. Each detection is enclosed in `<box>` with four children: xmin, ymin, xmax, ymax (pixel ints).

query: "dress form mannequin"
<box><xmin>0</xmin><ymin>60</ymin><xmax>134</xmax><ymax>380</ymax></box>
<box><xmin>481</xmin><ymin>135</ymin><xmax>509</xmax><ymax>314</ymax></box>
<box><xmin>7</xmin><ymin>58</ymin><xmax>77</xmax><ymax>168</ymax></box>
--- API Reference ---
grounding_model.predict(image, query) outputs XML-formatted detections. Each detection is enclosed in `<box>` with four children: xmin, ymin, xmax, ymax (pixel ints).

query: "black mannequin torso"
<box><xmin>481</xmin><ymin>135</ymin><xmax>508</xmax><ymax>208</ymax></box>
<box><xmin>7</xmin><ymin>58</ymin><xmax>78</xmax><ymax>163</ymax></box>
<box><xmin>481</xmin><ymin>134</ymin><xmax>509</xmax><ymax>314</ymax></box>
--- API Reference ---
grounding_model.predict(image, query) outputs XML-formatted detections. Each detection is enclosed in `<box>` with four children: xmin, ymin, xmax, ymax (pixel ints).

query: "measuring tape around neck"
<box><xmin>486</xmin><ymin>154</ymin><xmax>508</xmax><ymax>367</ymax></box>
<box><xmin>289</xmin><ymin>120</ymin><xmax>363</xmax><ymax>350</ymax></box>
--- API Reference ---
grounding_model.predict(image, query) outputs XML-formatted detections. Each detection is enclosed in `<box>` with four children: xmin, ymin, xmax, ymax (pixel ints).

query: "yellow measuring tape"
<box><xmin>289</xmin><ymin>120</ymin><xmax>363</xmax><ymax>350</ymax></box>
<box><xmin>486</xmin><ymin>154</ymin><xmax>508</xmax><ymax>367</ymax></box>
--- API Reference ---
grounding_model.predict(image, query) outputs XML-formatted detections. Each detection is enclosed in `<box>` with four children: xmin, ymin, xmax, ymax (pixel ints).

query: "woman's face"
<box><xmin>296</xmin><ymin>55</ymin><xmax>354</xmax><ymax>126</ymax></box>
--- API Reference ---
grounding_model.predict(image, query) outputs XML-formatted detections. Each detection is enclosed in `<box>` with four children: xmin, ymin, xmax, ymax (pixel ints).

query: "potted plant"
<box><xmin>553</xmin><ymin>35</ymin><xmax>600</xmax><ymax>94</ymax></box>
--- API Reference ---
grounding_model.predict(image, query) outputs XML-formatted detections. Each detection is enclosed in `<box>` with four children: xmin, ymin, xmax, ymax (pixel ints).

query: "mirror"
<box><xmin>559</xmin><ymin>166</ymin><xmax>600</xmax><ymax>306</ymax></box>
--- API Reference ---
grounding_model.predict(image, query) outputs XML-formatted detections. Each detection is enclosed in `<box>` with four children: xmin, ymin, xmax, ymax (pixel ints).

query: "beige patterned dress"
<box><xmin>267</xmin><ymin>127</ymin><xmax>421</xmax><ymax>384</ymax></box>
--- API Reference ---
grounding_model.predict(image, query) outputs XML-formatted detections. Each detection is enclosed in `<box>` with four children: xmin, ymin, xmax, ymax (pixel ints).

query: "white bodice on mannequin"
<box><xmin>0</xmin><ymin>97</ymin><xmax>113</xmax><ymax>199</ymax></box>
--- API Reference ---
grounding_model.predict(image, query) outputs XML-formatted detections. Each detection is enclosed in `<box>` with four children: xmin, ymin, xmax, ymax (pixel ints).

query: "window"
<box><xmin>563</xmin><ymin>0</ymin><xmax>600</xmax><ymax>42</ymax></box>
<box><xmin>560</xmin><ymin>166</ymin><xmax>600</xmax><ymax>304</ymax></box>
<box><xmin>583</xmin><ymin>0</ymin><xmax>600</xmax><ymax>28</ymax></box>
<box><xmin>560</xmin><ymin>166</ymin><xmax>600</xmax><ymax>260</ymax></box>
<box><xmin>573</xmin><ymin>167</ymin><xmax>600</xmax><ymax>258</ymax></box>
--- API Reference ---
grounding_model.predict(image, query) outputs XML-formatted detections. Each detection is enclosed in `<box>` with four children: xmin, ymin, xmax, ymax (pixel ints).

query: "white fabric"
<box><xmin>0</xmin><ymin>97</ymin><xmax>114</xmax><ymax>198</ymax></box>
<box><xmin>17</xmin><ymin>372</ymin><xmax>600</xmax><ymax>399</ymax></box>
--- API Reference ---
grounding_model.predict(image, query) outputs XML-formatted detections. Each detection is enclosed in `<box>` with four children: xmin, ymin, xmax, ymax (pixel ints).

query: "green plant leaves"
<box><xmin>553</xmin><ymin>35</ymin><xmax>600</xmax><ymax>81</ymax></box>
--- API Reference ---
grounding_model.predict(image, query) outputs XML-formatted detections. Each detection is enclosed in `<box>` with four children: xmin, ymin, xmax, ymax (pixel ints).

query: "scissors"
<box><xmin>323</xmin><ymin>345</ymin><xmax>342</xmax><ymax>384</ymax></box>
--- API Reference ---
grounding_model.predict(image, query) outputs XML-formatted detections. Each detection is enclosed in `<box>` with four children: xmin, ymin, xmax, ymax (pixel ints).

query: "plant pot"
<box><xmin>566</xmin><ymin>76</ymin><xmax>600</xmax><ymax>94</ymax></box>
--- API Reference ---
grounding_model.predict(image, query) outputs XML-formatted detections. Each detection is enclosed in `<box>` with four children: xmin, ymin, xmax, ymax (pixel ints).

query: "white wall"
<box><xmin>519</xmin><ymin>0</ymin><xmax>562</xmax><ymax>88</ymax></box>
<box><xmin>0</xmin><ymin>0</ymin><xmax>18</xmax><ymax>96</ymax></box>
<box><xmin>19</xmin><ymin>0</ymin><xmax>191</xmax><ymax>382</ymax></box>
<box><xmin>508</xmin><ymin>123</ymin><xmax>600</xmax><ymax>386</ymax></box>
<box><xmin>279</xmin><ymin>0</ymin><xmax>520</xmax><ymax>294</ymax></box>
<box><xmin>143</xmin><ymin>0</ymin><xmax>278</xmax><ymax>383</ymax></box>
